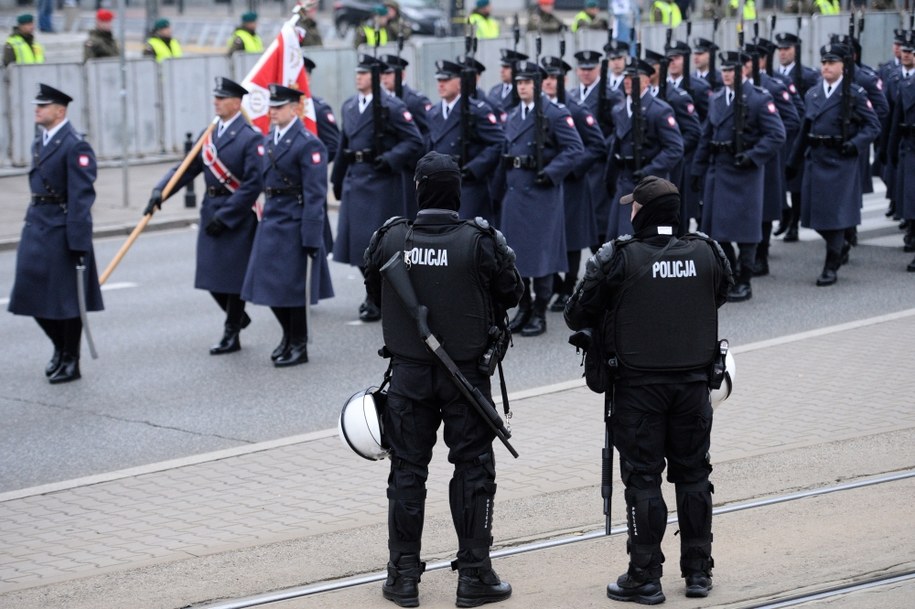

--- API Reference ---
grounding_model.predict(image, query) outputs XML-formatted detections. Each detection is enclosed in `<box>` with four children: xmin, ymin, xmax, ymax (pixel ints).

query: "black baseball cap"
<box><xmin>620</xmin><ymin>175</ymin><xmax>679</xmax><ymax>206</ymax></box>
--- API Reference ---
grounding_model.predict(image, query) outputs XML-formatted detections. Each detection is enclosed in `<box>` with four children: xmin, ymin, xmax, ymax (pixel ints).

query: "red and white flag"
<box><xmin>241</xmin><ymin>11</ymin><xmax>318</xmax><ymax>136</ymax></box>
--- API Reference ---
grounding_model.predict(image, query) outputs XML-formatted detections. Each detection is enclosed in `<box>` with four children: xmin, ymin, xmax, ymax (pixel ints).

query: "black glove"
<box><xmin>304</xmin><ymin>246</ymin><xmax>318</xmax><ymax>258</ymax></box>
<box><xmin>373</xmin><ymin>156</ymin><xmax>391</xmax><ymax>173</ymax></box>
<box><xmin>460</xmin><ymin>167</ymin><xmax>475</xmax><ymax>183</ymax></box>
<box><xmin>144</xmin><ymin>188</ymin><xmax>163</xmax><ymax>216</ymax></box>
<box><xmin>690</xmin><ymin>175</ymin><xmax>703</xmax><ymax>193</ymax></box>
<box><xmin>534</xmin><ymin>172</ymin><xmax>552</xmax><ymax>188</ymax></box>
<box><xmin>205</xmin><ymin>217</ymin><xmax>228</xmax><ymax>237</ymax></box>
<box><xmin>70</xmin><ymin>250</ymin><xmax>87</xmax><ymax>259</ymax></box>
<box><xmin>734</xmin><ymin>153</ymin><xmax>755</xmax><ymax>169</ymax></box>
<box><xmin>840</xmin><ymin>141</ymin><xmax>858</xmax><ymax>157</ymax></box>
<box><xmin>631</xmin><ymin>169</ymin><xmax>645</xmax><ymax>181</ymax></box>
<box><xmin>785</xmin><ymin>164</ymin><xmax>798</xmax><ymax>181</ymax></box>
<box><xmin>333</xmin><ymin>184</ymin><xmax>342</xmax><ymax>201</ymax></box>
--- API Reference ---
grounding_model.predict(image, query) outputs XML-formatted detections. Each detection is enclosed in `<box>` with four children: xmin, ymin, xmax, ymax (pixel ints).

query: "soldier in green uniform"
<box><xmin>297</xmin><ymin>0</ymin><xmax>324</xmax><ymax>48</ymax></box>
<box><xmin>572</xmin><ymin>0</ymin><xmax>609</xmax><ymax>33</ymax></box>
<box><xmin>227</xmin><ymin>11</ymin><xmax>264</xmax><ymax>55</ymax></box>
<box><xmin>354</xmin><ymin>0</ymin><xmax>412</xmax><ymax>48</ymax></box>
<box><xmin>84</xmin><ymin>9</ymin><xmax>120</xmax><ymax>61</ymax></box>
<box><xmin>3</xmin><ymin>14</ymin><xmax>44</xmax><ymax>67</ymax></box>
<box><xmin>527</xmin><ymin>0</ymin><xmax>565</xmax><ymax>34</ymax></box>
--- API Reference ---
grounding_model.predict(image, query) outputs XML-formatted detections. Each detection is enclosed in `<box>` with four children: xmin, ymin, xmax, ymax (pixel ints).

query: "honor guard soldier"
<box><xmin>742</xmin><ymin>44</ymin><xmax>801</xmax><ymax>277</ymax></box>
<box><xmin>363</xmin><ymin>152</ymin><xmax>523</xmax><ymax>609</ymax></box>
<box><xmin>606</xmin><ymin>58</ymin><xmax>685</xmax><ymax>240</ymax></box>
<box><xmin>878</xmin><ymin>29</ymin><xmax>906</xmax><ymax>85</ymax></box>
<box><xmin>541</xmin><ymin>55</ymin><xmax>607</xmax><ymax>311</ymax></box>
<box><xmin>297</xmin><ymin>0</ymin><xmax>324</xmax><ymax>48</ymax></box>
<box><xmin>878</xmin><ymin>30</ymin><xmax>909</xmax><ymax>224</ymax></box>
<box><xmin>332</xmin><ymin>54</ymin><xmax>424</xmax><ymax>322</ymax></box>
<box><xmin>145</xmin><ymin>78</ymin><xmax>264</xmax><ymax>355</ymax></box>
<box><xmin>227</xmin><ymin>11</ymin><xmax>264</xmax><ymax>55</ymax></box>
<box><xmin>241</xmin><ymin>84</ymin><xmax>335</xmax><ymax>366</ymax></box>
<box><xmin>427</xmin><ymin>59</ymin><xmax>504</xmax><ymax>222</ymax></box>
<box><xmin>888</xmin><ymin>35</ymin><xmax>915</xmax><ymax>271</ymax></box>
<box><xmin>8</xmin><ymin>84</ymin><xmax>103</xmax><ymax>383</ymax></box>
<box><xmin>527</xmin><ymin>0</ymin><xmax>565</xmax><ymax>33</ymax></box>
<box><xmin>774</xmin><ymin>31</ymin><xmax>821</xmax><ymax>242</ymax></box>
<box><xmin>789</xmin><ymin>44</ymin><xmax>880</xmax><ymax>286</ymax></box>
<box><xmin>643</xmin><ymin>49</ymin><xmax>702</xmax><ymax>232</ymax></box>
<box><xmin>143</xmin><ymin>18</ymin><xmax>182</xmax><ymax>62</ymax></box>
<box><xmin>83</xmin><ymin>9</ymin><xmax>119</xmax><ymax>61</ymax></box>
<box><xmin>487</xmin><ymin>48</ymin><xmax>529</xmax><ymax>119</ymax></box>
<box><xmin>666</xmin><ymin>40</ymin><xmax>712</xmax><ymax>122</ymax></box>
<box><xmin>3</xmin><ymin>13</ymin><xmax>44</xmax><ymax>66</ymax></box>
<box><xmin>693</xmin><ymin>38</ymin><xmax>722</xmax><ymax>90</ymax></box>
<box><xmin>302</xmin><ymin>57</ymin><xmax>341</xmax><ymax>159</ymax></box>
<box><xmin>604</xmin><ymin>41</ymin><xmax>631</xmax><ymax>93</ymax></box>
<box><xmin>691</xmin><ymin>50</ymin><xmax>785</xmax><ymax>302</ymax></box>
<box><xmin>492</xmin><ymin>61</ymin><xmax>585</xmax><ymax>337</ymax></box>
<box><xmin>569</xmin><ymin>49</ymin><xmax>623</xmax><ymax>247</ymax></box>
<box><xmin>564</xmin><ymin>176</ymin><xmax>732</xmax><ymax>605</ymax></box>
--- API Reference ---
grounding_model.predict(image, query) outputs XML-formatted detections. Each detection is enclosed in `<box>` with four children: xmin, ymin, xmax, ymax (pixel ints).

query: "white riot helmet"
<box><xmin>710</xmin><ymin>349</ymin><xmax>736</xmax><ymax>409</ymax></box>
<box><xmin>339</xmin><ymin>387</ymin><xmax>389</xmax><ymax>460</ymax></box>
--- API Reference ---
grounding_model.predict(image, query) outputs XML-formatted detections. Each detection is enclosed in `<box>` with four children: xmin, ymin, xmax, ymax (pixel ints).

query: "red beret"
<box><xmin>96</xmin><ymin>9</ymin><xmax>114</xmax><ymax>22</ymax></box>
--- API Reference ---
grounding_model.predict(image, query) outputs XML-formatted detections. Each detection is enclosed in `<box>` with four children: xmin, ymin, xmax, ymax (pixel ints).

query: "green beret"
<box><xmin>17</xmin><ymin>14</ymin><xmax>34</xmax><ymax>25</ymax></box>
<box><xmin>153</xmin><ymin>18</ymin><xmax>170</xmax><ymax>31</ymax></box>
<box><xmin>372</xmin><ymin>4</ymin><xmax>387</xmax><ymax>15</ymax></box>
<box><xmin>241</xmin><ymin>11</ymin><xmax>257</xmax><ymax>23</ymax></box>
<box><xmin>476</xmin><ymin>0</ymin><xmax>490</xmax><ymax>7</ymax></box>
<box><xmin>585</xmin><ymin>0</ymin><xmax>599</xmax><ymax>7</ymax></box>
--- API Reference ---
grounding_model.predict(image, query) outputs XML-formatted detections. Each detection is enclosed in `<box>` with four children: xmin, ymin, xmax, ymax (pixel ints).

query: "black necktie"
<box><xmin>826</xmin><ymin>85</ymin><xmax>833</xmax><ymax>96</ymax></box>
<box><xmin>443</xmin><ymin>105</ymin><xmax>449</xmax><ymax>120</ymax></box>
<box><xmin>727</xmin><ymin>91</ymin><xmax>733</xmax><ymax>105</ymax></box>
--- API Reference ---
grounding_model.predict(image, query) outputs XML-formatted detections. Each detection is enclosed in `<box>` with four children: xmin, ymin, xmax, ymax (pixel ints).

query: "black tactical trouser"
<box><xmin>611</xmin><ymin>380</ymin><xmax>714</xmax><ymax>579</ymax></box>
<box><xmin>383</xmin><ymin>359</ymin><xmax>498</xmax><ymax>570</ymax></box>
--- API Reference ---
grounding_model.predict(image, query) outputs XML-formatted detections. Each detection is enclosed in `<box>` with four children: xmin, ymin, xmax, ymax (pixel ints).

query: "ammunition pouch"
<box><xmin>478</xmin><ymin>324</ymin><xmax>510</xmax><ymax>376</ymax></box>
<box><xmin>570</xmin><ymin>327</ymin><xmax>617</xmax><ymax>394</ymax></box>
<box><xmin>343</xmin><ymin>148</ymin><xmax>376</xmax><ymax>163</ymax></box>
<box><xmin>707</xmin><ymin>339</ymin><xmax>728</xmax><ymax>390</ymax></box>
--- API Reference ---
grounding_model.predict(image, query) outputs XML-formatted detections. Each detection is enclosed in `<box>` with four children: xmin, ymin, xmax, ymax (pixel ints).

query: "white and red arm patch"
<box><xmin>312</xmin><ymin>151</ymin><xmax>322</xmax><ymax>164</ymax></box>
<box><xmin>666</xmin><ymin>115</ymin><xmax>677</xmax><ymax>127</ymax></box>
<box><xmin>403</xmin><ymin>111</ymin><xmax>413</xmax><ymax>122</ymax></box>
<box><xmin>257</xmin><ymin>145</ymin><xmax>265</xmax><ymax>156</ymax></box>
<box><xmin>487</xmin><ymin>113</ymin><xmax>497</xmax><ymax>124</ymax></box>
<box><xmin>767</xmin><ymin>102</ymin><xmax>777</xmax><ymax>114</ymax></box>
<box><xmin>78</xmin><ymin>154</ymin><xmax>90</xmax><ymax>167</ymax></box>
<box><xmin>326</xmin><ymin>112</ymin><xmax>336</xmax><ymax>124</ymax></box>
<box><xmin>585</xmin><ymin>114</ymin><xmax>595</xmax><ymax>126</ymax></box>
<box><xmin>565</xmin><ymin>116</ymin><xmax>575</xmax><ymax>127</ymax></box>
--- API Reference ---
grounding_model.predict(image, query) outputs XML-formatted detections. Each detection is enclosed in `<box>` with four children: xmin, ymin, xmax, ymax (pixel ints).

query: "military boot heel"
<box><xmin>606</xmin><ymin>572</ymin><xmax>665</xmax><ymax>605</ymax></box>
<box><xmin>382</xmin><ymin>554</ymin><xmax>425</xmax><ymax>607</ymax></box>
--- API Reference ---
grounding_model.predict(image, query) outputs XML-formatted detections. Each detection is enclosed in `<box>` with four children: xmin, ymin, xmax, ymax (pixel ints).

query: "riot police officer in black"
<box><xmin>364</xmin><ymin>152</ymin><xmax>523</xmax><ymax>608</ymax></box>
<box><xmin>564</xmin><ymin>176</ymin><xmax>732</xmax><ymax>605</ymax></box>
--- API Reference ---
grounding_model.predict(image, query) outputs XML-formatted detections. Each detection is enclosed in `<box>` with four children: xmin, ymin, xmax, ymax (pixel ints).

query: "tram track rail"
<box><xmin>191</xmin><ymin>468</ymin><xmax>915</xmax><ymax>609</ymax></box>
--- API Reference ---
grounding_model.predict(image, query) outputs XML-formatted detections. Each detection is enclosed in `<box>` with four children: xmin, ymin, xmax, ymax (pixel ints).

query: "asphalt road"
<box><xmin>1</xmin><ymin>199</ymin><xmax>914</xmax><ymax>493</ymax></box>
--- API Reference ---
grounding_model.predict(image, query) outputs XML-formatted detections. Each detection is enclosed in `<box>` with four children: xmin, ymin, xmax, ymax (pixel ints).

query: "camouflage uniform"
<box><xmin>83</xmin><ymin>28</ymin><xmax>119</xmax><ymax>61</ymax></box>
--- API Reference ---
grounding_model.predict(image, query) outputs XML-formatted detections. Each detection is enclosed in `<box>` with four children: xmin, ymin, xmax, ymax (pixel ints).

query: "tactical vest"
<box><xmin>146</xmin><ymin>37</ymin><xmax>183</xmax><ymax>62</ymax></box>
<box><xmin>609</xmin><ymin>236</ymin><xmax>718</xmax><ymax>371</ymax></box>
<box><xmin>650</xmin><ymin>1</ymin><xmax>682</xmax><ymax>27</ymax></box>
<box><xmin>468</xmin><ymin>12</ymin><xmax>499</xmax><ymax>39</ymax></box>
<box><xmin>230</xmin><ymin>28</ymin><xmax>264</xmax><ymax>53</ymax></box>
<box><xmin>362</xmin><ymin>25</ymin><xmax>388</xmax><ymax>47</ymax></box>
<box><xmin>379</xmin><ymin>219</ymin><xmax>493</xmax><ymax>363</ymax></box>
<box><xmin>7</xmin><ymin>34</ymin><xmax>44</xmax><ymax>64</ymax></box>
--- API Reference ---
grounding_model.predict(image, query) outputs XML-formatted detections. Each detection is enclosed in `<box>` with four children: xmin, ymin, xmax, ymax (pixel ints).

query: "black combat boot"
<box><xmin>359</xmin><ymin>297</ymin><xmax>381</xmax><ymax>322</ymax></box>
<box><xmin>520</xmin><ymin>300</ymin><xmax>547</xmax><ymax>337</ymax></box>
<box><xmin>382</xmin><ymin>554</ymin><xmax>425</xmax><ymax>607</ymax></box>
<box><xmin>606</xmin><ymin>569</ymin><xmax>665</xmax><ymax>605</ymax></box>
<box><xmin>507</xmin><ymin>301</ymin><xmax>531</xmax><ymax>333</ymax></box>
<box><xmin>684</xmin><ymin>573</ymin><xmax>713</xmax><ymax>598</ymax></box>
<box><xmin>209</xmin><ymin>325</ymin><xmax>241</xmax><ymax>355</ymax></box>
<box><xmin>48</xmin><ymin>353</ymin><xmax>80</xmax><ymax>384</ymax></box>
<box><xmin>816</xmin><ymin>251</ymin><xmax>841</xmax><ymax>286</ymax></box>
<box><xmin>726</xmin><ymin>269</ymin><xmax>752</xmax><ymax>302</ymax></box>
<box><xmin>456</xmin><ymin>567</ymin><xmax>512</xmax><ymax>607</ymax></box>
<box><xmin>908</xmin><ymin>256</ymin><xmax>915</xmax><ymax>273</ymax></box>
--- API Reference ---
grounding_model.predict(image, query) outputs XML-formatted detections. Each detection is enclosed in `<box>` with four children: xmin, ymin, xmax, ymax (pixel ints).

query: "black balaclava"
<box><xmin>631</xmin><ymin>193</ymin><xmax>681</xmax><ymax>234</ymax></box>
<box><xmin>414</xmin><ymin>151</ymin><xmax>461</xmax><ymax>212</ymax></box>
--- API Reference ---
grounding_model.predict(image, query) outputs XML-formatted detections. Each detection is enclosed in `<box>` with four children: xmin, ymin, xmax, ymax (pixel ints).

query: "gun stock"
<box><xmin>512</xmin><ymin>14</ymin><xmax>521</xmax><ymax>106</ymax></box>
<box><xmin>394</xmin><ymin>32</ymin><xmax>404</xmax><ymax>98</ymax></box>
<box><xmin>734</xmin><ymin>27</ymin><xmax>745</xmax><ymax>154</ymax></box>
<box><xmin>380</xmin><ymin>253</ymin><xmax>519</xmax><ymax>458</ymax></box>
<box><xmin>631</xmin><ymin>61</ymin><xmax>644</xmax><ymax>171</ymax></box>
<box><xmin>534</xmin><ymin>33</ymin><xmax>545</xmax><ymax>174</ymax></box>
<box><xmin>371</xmin><ymin>62</ymin><xmax>384</xmax><ymax>160</ymax></box>
<box><xmin>841</xmin><ymin>12</ymin><xmax>856</xmax><ymax>142</ymax></box>
<box><xmin>557</xmin><ymin>33</ymin><xmax>567</xmax><ymax>104</ymax></box>
<box><xmin>709</xmin><ymin>16</ymin><xmax>719</xmax><ymax>90</ymax></box>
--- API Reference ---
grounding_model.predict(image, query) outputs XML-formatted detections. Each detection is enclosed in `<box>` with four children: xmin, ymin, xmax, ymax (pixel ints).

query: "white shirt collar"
<box><xmin>274</xmin><ymin>117</ymin><xmax>299</xmax><ymax>142</ymax></box>
<box><xmin>443</xmin><ymin>95</ymin><xmax>460</xmax><ymax>115</ymax></box>
<box><xmin>43</xmin><ymin>118</ymin><xmax>69</xmax><ymax>144</ymax></box>
<box><xmin>824</xmin><ymin>76</ymin><xmax>842</xmax><ymax>96</ymax></box>
<box><xmin>218</xmin><ymin>112</ymin><xmax>241</xmax><ymax>133</ymax></box>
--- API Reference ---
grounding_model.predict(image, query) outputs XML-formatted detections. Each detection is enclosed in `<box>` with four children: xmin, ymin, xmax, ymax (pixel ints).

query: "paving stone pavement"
<box><xmin>1</xmin><ymin>309</ymin><xmax>914</xmax><ymax>594</ymax></box>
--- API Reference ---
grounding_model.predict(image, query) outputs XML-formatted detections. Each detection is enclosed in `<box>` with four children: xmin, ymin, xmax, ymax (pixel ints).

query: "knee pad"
<box><xmin>450</xmin><ymin>452</ymin><xmax>497</xmax><ymax>549</ymax></box>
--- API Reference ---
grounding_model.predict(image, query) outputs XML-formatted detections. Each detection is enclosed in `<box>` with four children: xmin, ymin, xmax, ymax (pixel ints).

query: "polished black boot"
<box><xmin>209</xmin><ymin>325</ymin><xmax>241</xmax><ymax>355</ymax></box>
<box><xmin>45</xmin><ymin>349</ymin><xmax>62</xmax><ymax>377</ymax></box>
<box><xmin>908</xmin><ymin>256</ymin><xmax>915</xmax><ymax>272</ymax></box>
<box><xmin>816</xmin><ymin>252</ymin><xmax>841</xmax><ymax>286</ymax></box>
<box><xmin>520</xmin><ymin>301</ymin><xmax>547</xmax><ymax>337</ymax></box>
<box><xmin>606</xmin><ymin>570</ymin><xmax>665</xmax><ymax>605</ymax></box>
<box><xmin>382</xmin><ymin>554</ymin><xmax>425</xmax><ymax>608</ymax></box>
<box><xmin>48</xmin><ymin>353</ymin><xmax>80</xmax><ymax>384</ymax></box>
<box><xmin>359</xmin><ymin>297</ymin><xmax>381</xmax><ymax>322</ymax></box>
<box><xmin>507</xmin><ymin>301</ymin><xmax>531</xmax><ymax>333</ymax></box>
<box><xmin>274</xmin><ymin>341</ymin><xmax>308</xmax><ymax>367</ymax></box>
<box><xmin>752</xmin><ymin>243</ymin><xmax>769</xmax><ymax>277</ymax></box>
<box><xmin>456</xmin><ymin>567</ymin><xmax>512</xmax><ymax>608</ymax></box>
<box><xmin>548</xmin><ymin>292</ymin><xmax>571</xmax><ymax>312</ymax></box>
<box><xmin>772</xmin><ymin>207</ymin><xmax>791</xmax><ymax>237</ymax></box>
<box><xmin>271</xmin><ymin>335</ymin><xmax>289</xmax><ymax>361</ymax></box>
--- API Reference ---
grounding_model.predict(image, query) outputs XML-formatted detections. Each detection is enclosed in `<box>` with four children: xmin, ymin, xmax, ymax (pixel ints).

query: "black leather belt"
<box><xmin>899</xmin><ymin>124</ymin><xmax>915</xmax><ymax>137</ymax></box>
<box><xmin>709</xmin><ymin>141</ymin><xmax>734</xmax><ymax>154</ymax></box>
<box><xmin>501</xmin><ymin>155</ymin><xmax>536</xmax><ymax>170</ymax></box>
<box><xmin>343</xmin><ymin>149</ymin><xmax>375</xmax><ymax>163</ymax></box>
<box><xmin>30</xmin><ymin>194</ymin><xmax>66</xmax><ymax>205</ymax></box>
<box><xmin>808</xmin><ymin>135</ymin><xmax>843</xmax><ymax>149</ymax></box>
<box><xmin>614</xmin><ymin>155</ymin><xmax>640</xmax><ymax>170</ymax></box>
<box><xmin>264</xmin><ymin>187</ymin><xmax>299</xmax><ymax>197</ymax></box>
<box><xmin>206</xmin><ymin>186</ymin><xmax>232</xmax><ymax>197</ymax></box>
